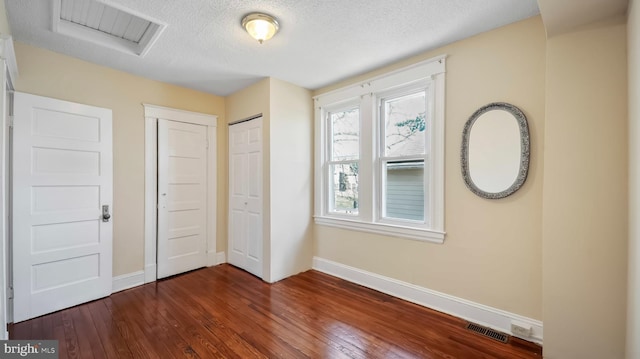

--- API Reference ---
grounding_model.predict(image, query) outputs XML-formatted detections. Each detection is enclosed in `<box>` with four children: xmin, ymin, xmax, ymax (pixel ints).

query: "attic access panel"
<box><xmin>52</xmin><ymin>0</ymin><xmax>166</xmax><ymax>57</ymax></box>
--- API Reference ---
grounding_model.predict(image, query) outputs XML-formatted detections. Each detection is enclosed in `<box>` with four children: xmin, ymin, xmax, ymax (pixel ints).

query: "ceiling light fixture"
<box><xmin>242</xmin><ymin>13</ymin><xmax>279</xmax><ymax>44</ymax></box>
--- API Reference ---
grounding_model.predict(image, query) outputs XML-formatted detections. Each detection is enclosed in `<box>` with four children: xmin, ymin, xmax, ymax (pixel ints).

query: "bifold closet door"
<box><xmin>228</xmin><ymin>118</ymin><xmax>263</xmax><ymax>278</ymax></box>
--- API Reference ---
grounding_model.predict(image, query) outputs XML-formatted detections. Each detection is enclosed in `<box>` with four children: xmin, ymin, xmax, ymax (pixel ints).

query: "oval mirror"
<box><xmin>461</xmin><ymin>102</ymin><xmax>530</xmax><ymax>199</ymax></box>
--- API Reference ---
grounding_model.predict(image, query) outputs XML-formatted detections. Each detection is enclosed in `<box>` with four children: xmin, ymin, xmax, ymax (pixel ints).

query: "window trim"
<box><xmin>314</xmin><ymin>216</ymin><xmax>445</xmax><ymax>243</ymax></box>
<box><xmin>314</xmin><ymin>55</ymin><xmax>446</xmax><ymax>243</ymax></box>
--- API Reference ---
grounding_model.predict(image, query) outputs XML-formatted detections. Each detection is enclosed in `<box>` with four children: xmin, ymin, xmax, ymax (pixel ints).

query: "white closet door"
<box><xmin>228</xmin><ymin>118</ymin><xmax>263</xmax><ymax>277</ymax></box>
<box><xmin>12</xmin><ymin>92</ymin><xmax>113</xmax><ymax>322</ymax></box>
<box><xmin>157</xmin><ymin>119</ymin><xmax>207</xmax><ymax>278</ymax></box>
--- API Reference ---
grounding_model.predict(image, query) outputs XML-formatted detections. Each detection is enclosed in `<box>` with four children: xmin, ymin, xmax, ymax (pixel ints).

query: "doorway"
<box><xmin>143</xmin><ymin>105</ymin><xmax>218</xmax><ymax>282</ymax></box>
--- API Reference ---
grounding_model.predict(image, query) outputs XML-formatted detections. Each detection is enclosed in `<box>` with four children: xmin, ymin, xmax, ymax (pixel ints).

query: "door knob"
<box><xmin>102</xmin><ymin>205</ymin><xmax>111</xmax><ymax>222</ymax></box>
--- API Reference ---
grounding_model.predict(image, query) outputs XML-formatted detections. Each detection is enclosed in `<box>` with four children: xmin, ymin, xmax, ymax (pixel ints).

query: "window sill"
<box><xmin>314</xmin><ymin>216</ymin><xmax>445</xmax><ymax>244</ymax></box>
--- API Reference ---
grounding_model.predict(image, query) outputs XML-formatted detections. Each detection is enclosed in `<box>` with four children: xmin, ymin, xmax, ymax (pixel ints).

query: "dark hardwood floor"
<box><xmin>10</xmin><ymin>264</ymin><xmax>542</xmax><ymax>358</ymax></box>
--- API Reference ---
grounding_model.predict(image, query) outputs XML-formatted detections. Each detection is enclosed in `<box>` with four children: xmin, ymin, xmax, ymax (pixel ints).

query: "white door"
<box><xmin>12</xmin><ymin>92</ymin><xmax>112</xmax><ymax>323</ymax></box>
<box><xmin>228</xmin><ymin>118</ymin><xmax>263</xmax><ymax>277</ymax></box>
<box><xmin>157</xmin><ymin>119</ymin><xmax>207</xmax><ymax>279</ymax></box>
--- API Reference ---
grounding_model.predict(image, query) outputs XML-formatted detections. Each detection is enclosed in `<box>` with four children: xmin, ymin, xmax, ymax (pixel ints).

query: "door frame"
<box><xmin>143</xmin><ymin>104</ymin><xmax>218</xmax><ymax>283</ymax></box>
<box><xmin>0</xmin><ymin>36</ymin><xmax>18</xmax><ymax>339</ymax></box>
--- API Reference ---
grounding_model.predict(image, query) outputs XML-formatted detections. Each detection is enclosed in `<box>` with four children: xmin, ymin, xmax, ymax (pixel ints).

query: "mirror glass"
<box><xmin>461</xmin><ymin>103</ymin><xmax>529</xmax><ymax>199</ymax></box>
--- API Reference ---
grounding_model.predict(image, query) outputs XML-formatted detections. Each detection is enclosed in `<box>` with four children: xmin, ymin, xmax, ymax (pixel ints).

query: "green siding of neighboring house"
<box><xmin>386</xmin><ymin>164</ymin><xmax>424</xmax><ymax>221</ymax></box>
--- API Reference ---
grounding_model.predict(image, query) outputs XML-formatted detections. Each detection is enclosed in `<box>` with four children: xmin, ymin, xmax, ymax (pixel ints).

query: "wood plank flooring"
<box><xmin>10</xmin><ymin>264</ymin><xmax>542</xmax><ymax>358</ymax></box>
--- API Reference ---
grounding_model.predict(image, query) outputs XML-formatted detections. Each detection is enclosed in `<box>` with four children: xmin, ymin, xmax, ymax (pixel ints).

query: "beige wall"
<box><xmin>542</xmin><ymin>18</ymin><xmax>628</xmax><ymax>359</ymax></box>
<box><xmin>313</xmin><ymin>16</ymin><xmax>546</xmax><ymax>320</ymax></box>
<box><xmin>14</xmin><ymin>42</ymin><xmax>225</xmax><ymax>276</ymax></box>
<box><xmin>628</xmin><ymin>0</ymin><xmax>640</xmax><ymax>357</ymax></box>
<box><xmin>269</xmin><ymin>78</ymin><xmax>313</xmax><ymax>281</ymax></box>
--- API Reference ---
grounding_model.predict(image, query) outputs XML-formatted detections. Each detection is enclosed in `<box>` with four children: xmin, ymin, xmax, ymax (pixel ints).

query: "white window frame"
<box><xmin>314</xmin><ymin>55</ymin><xmax>446</xmax><ymax>243</ymax></box>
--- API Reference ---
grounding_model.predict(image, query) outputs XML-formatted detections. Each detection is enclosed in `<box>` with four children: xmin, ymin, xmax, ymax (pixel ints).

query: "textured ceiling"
<box><xmin>6</xmin><ymin>0</ymin><xmax>540</xmax><ymax>96</ymax></box>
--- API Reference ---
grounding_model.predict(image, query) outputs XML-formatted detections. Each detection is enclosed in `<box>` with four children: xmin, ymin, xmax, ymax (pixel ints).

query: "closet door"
<box><xmin>157</xmin><ymin>119</ymin><xmax>208</xmax><ymax>278</ymax></box>
<box><xmin>228</xmin><ymin>118</ymin><xmax>263</xmax><ymax>277</ymax></box>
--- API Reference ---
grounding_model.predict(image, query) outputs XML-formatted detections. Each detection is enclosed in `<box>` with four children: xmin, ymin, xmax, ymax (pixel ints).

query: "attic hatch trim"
<box><xmin>52</xmin><ymin>0</ymin><xmax>166</xmax><ymax>57</ymax></box>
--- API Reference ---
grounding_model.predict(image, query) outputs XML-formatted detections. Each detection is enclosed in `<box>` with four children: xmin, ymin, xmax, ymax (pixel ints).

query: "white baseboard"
<box><xmin>312</xmin><ymin>257</ymin><xmax>543</xmax><ymax>344</ymax></box>
<box><xmin>144</xmin><ymin>264</ymin><xmax>156</xmax><ymax>283</ymax></box>
<box><xmin>208</xmin><ymin>251</ymin><xmax>226</xmax><ymax>266</ymax></box>
<box><xmin>112</xmin><ymin>270</ymin><xmax>145</xmax><ymax>293</ymax></box>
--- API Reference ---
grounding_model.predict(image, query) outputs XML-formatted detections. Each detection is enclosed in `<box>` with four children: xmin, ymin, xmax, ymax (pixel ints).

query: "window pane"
<box><xmin>384</xmin><ymin>160</ymin><xmax>424</xmax><ymax>221</ymax></box>
<box><xmin>330</xmin><ymin>163</ymin><xmax>359</xmax><ymax>214</ymax></box>
<box><xmin>331</xmin><ymin>108</ymin><xmax>359</xmax><ymax>161</ymax></box>
<box><xmin>383</xmin><ymin>91</ymin><xmax>427</xmax><ymax>157</ymax></box>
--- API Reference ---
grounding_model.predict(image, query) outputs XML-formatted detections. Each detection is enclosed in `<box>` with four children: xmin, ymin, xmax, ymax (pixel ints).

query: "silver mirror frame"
<box><xmin>461</xmin><ymin>102</ymin><xmax>530</xmax><ymax>199</ymax></box>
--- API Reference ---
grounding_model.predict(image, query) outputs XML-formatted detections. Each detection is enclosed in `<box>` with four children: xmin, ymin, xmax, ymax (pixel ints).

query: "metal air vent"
<box><xmin>52</xmin><ymin>0</ymin><xmax>166</xmax><ymax>57</ymax></box>
<box><xmin>465</xmin><ymin>322</ymin><xmax>510</xmax><ymax>343</ymax></box>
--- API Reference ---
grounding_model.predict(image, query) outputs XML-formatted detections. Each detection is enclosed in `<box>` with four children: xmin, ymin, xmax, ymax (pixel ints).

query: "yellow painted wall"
<box><xmin>313</xmin><ymin>16</ymin><xmax>546</xmax><ymax>320</ymax></box>
<box><xmin>628</xmin><ymin>1</ymin><xmax>640</xmax><ymax>357</ymax></box>
<box><xmin>542</xmin><ymin>18</ymin><xmax>628</xmax><ymax>359</ymax></box>
<box><xmin>13</xmin><ymin>42</ymin><xmax>225</xmax><ymax>276</ymax></box>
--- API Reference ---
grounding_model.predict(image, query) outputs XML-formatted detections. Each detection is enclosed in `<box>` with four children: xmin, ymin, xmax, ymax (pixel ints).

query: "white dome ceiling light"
<box><xmin>241</xmin><ymin>13</ymin><xmax>280</xmax><ymax>44</ymax></box>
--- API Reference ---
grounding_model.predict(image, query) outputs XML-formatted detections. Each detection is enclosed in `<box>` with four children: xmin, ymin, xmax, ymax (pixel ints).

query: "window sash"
<box><xmin>379</xmin><ymin>157</ymin><xmax>429</xmax><ymax>225</ymax></box>
<box><xmin>328</xmin><ymin>106</ymin><xmax>360</xmax><ymax>162</ymax></box>
<box><xmin>376</xmin><ymin>84</ymin><xmax>431</xmax><ymax>227</ymax></box>
<box><xmin>379</xmin><ymin>87</ymin><xmax>430</xmax><ymax>159</ymax></box>
<box><xmin>327</xmin><ymin>160</ymin><xmax>360</xmax><ymax>216</ymax></box>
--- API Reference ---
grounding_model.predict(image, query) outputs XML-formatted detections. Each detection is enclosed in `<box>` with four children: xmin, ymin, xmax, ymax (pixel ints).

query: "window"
<box><xmin>314</xmin><ymin>56</ymin><xmax>446</xmax><ymax>243</ymax></box>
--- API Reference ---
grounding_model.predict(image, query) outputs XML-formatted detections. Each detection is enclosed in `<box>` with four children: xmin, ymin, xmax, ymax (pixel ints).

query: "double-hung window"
<box><xmin>314</xmin><ymin>56</ymin><xmax>446</xmax><ymax>243</ymax></box>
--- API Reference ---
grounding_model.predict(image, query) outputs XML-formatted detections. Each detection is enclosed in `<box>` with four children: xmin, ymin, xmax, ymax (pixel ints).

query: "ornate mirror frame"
<box><xmin>460</xmin><ymin>102</ymin><xmax>530</xmax><ymax>199</ymax></box>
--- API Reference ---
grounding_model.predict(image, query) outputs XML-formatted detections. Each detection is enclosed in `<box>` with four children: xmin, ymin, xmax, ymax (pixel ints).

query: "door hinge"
<box><xmin>8</xmin><ymin>115</ymin><xmax>13</xmax><ymax>128</ymax></box>
<box><xmin>206</xmin><ymin>139</ymin><xmax>209</xmax><ymax>149</ymax></box>
<box><xmin>8</xmin><ymin>286</ymin><xmax>13</xmax><ymax>300</ymax></box>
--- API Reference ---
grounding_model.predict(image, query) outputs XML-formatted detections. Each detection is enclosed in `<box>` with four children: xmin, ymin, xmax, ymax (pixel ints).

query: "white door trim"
<box><xmin>0</xmin><ymin>35</ymin><xmax>18</xmax><ymax>89</ymax></box>
<box><xmin>0</xmin><ymin>35</ymin><xmax>17</xmax><ymax>339</ymax></box>
<box><xmin>143</xmin><ymin>104</ymin><xmax>217</xmax><ymax>283</ymax></box>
